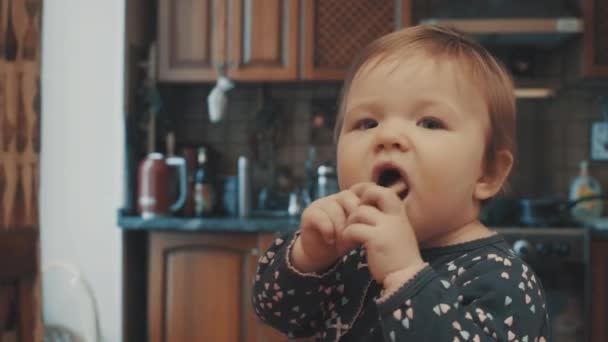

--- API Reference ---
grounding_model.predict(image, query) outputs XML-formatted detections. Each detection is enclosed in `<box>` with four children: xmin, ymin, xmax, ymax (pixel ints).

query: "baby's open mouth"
<box><xmin>376</xmin><ymin>167</ymin><xmax>409</xmax><ymax>200</ymax></box>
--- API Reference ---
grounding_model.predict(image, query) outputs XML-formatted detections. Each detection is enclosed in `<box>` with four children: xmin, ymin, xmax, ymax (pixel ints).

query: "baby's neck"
<box><xmin>421</xmin><ymin>220</ymin><xmax>495</xmax><ymax>249</ymax></box>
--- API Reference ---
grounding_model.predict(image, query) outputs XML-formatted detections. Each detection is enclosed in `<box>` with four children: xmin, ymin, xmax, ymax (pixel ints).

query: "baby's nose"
<box><xmin>375</xmin><ymin>125</ymin><xmax>410</xmax><ymax>152</ymax></box>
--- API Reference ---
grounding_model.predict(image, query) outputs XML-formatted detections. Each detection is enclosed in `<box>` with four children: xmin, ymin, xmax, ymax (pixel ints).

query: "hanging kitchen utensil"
<box><xmin>207</xmin><ymin>73</ymin><xmax>234</xmax><ymax>123</ymax></box>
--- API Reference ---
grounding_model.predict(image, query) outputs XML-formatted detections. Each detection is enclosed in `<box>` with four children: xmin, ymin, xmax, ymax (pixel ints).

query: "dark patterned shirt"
<box><xmin>252</xmin><ymin>232</ymin><xmax>550</xmax><ymax>341</ymax></box>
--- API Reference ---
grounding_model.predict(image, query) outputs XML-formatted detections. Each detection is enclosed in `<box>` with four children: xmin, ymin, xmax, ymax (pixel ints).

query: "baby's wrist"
<box><xmin>290</xmin><ymin>235</ymin><xmax>332</xmax><ymax>273</ymax></box>
<box><xmin>381</xmin><ymin>261</ymin><xmax>428</xmax><ymax>298</ymax></box>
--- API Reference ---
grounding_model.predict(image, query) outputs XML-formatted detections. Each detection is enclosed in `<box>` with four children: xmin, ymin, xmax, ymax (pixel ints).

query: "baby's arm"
<box><xmin>252</xmin><ymin>190</ymin><xmax>363</xmax><ymax>338</ymax></box>
<box><xmin>374</xmin><ymin>252</ymin><xmax>550</xmax><ymax>341</ymax></box>
<box><xmin>251</xmin><ymin>231</ymin><xmax>345</xmax><ymax>338</ymax></box>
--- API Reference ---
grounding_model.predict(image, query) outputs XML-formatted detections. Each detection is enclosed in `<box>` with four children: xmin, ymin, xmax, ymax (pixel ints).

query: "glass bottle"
<box><xmin>193</xmin><ymin>147</ymin><xmax>214</xmax><ymax>216</ymax></box>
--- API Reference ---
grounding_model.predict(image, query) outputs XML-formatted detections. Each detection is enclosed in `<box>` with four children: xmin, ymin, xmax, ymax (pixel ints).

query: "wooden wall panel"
<box><xmin>0</xmin><ymin>0</ymin><xmax>42</xmax><ymax>340</ymax></box>
<box><xmin>0</xmin><ymin>0</ymin><xmax>40</xmax><ymax>231</ymax></box>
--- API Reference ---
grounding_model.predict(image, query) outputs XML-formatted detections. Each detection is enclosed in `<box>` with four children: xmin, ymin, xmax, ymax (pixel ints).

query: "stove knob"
<box><xmin>513</xmin><ymin>240</ymin><xmax>531</xmax><ymax>258</ymax></box>
<box><xmin>535</xmin><ymin>242</ymin><xmax>551</xmax><ymax>256</ymax></box>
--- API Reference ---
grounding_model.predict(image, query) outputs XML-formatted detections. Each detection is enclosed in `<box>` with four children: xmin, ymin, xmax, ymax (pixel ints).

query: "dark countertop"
<box><xmin>117</xmin><ymin>209</ymin><xmax>608</xmax><ymax>239</ymax></box>
<box><xmin>591</xmin><ymin>228</ymin><xmax>608</xmax><ymax>240</ymax></box>
<box><xmin>118</xmin><ymin>210</ymin><xmax>300</xmax><ymax>233</ymax></box>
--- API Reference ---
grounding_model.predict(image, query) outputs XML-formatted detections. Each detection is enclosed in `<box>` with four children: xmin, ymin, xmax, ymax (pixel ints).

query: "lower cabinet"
<box><xmin>148</xmin><ymin>231</ymin><xmax>311</xmax><ymax>342</ymax></box>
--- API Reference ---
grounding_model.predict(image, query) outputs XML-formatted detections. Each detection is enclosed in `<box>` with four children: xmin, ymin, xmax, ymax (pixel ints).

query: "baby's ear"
<box><xmin>474</xmin><ymin>150</ymin><xmax>513</xmax><ymax>201</ymax></box>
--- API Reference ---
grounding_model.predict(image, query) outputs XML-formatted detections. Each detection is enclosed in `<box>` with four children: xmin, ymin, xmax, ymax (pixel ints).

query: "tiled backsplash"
<box><xmin>163</xmin><ymin>83</ymin><xmax>608</xmax><ymax>199</ymax></box>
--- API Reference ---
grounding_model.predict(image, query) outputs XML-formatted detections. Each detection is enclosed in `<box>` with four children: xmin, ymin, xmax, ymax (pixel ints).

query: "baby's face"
<box><xmin>336</xmin><ymin>56</ymin><xmax>491</xmax><ymax>245</ymax></box>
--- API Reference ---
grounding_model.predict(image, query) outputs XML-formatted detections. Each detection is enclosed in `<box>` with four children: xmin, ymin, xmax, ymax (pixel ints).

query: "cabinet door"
<box><xmin>149</xmin><ymin>232</ymin><xmax>259</xmax><ymax>342</ymax></box>
<box><xmin>581</xmin><ymin>0</ymin><xmax>608</xmax><ymax>77</ymax></box>
<box><xmin>148</xmin><ymin>232</ymin><xmax>302</xmax><ymax>342</ymax></box>
<box><xmin>591</xmin><ymin>239</ymin><xmax>608</xmax><ymax>342</ymax></box>
<box><xmin>301</xmin><ymin>0</ymin><xmax>412</xmax><ymax>80</ymax></box>
<box><xmin>158</xmin><ymin>0</ymin><xmax>227</xmax><ymax>81</ymax></box>
<box><xmin>227</xmin><ymin>0</ymin><xmax>299</xmax><ymax>80</ymax></box>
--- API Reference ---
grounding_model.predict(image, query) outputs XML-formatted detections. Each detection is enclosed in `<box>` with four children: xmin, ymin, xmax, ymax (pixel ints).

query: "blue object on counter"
<box><xmin>223</xmin><ymin>176</ymin><xmax>238</xmax><ymax>216</ymax></box>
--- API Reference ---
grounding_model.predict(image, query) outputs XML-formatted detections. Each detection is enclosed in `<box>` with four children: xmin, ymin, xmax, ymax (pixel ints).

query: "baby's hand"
<box><xmin>291</xmin><ymin>190</ymin><xmax>360</xmax><ymax>273</ymax></box>
<box><xmin>344</xmin><ymin>183</ymin><xmax>425</xmax><ymax>290</ymax></box>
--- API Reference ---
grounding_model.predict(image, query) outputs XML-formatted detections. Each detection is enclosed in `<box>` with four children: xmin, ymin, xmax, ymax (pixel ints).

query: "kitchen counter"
<box><xmin>117</xmin><ymin>210</ymin><xmax>300</xmax><ymax>233</ymax></box>
<box><xmin>591</xmin><ymin>228</ymin><xmax>608</xmax><ymax>239</ymax></box>
<box><xmin>117</xmin><ymin>209</ymin><xmax>608</xmax><ymax>239</ymax></box>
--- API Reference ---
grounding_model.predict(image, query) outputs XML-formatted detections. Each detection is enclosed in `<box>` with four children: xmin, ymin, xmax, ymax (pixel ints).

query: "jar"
<box><xmin>316</xmin><ymin>164</ymin><xmax>339</xmax><ymax>199</ymax></box>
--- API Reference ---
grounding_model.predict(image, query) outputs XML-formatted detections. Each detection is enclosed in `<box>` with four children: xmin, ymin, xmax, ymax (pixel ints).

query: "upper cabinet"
<box><xmin>158</xmin><ymin>0</ymin><xmax>412</xmax><ymax>82</ymax></box>
<box><xmin>301</xmin><ymin>0</ymin><xmax>412</xmax><ymax>80</ymax></box>
<box><xmin>158</xmin><ymin>0</ymin><xmax>225</xmax><ymax>81</ymax></box>
<box><xmin>158</xmin><ymin>0</ymin><xmax>606</xmax><ymax>82</ymax></box>
<box><xmin>581</xmin><ymin>0</ymin><xmax>608</xmax><ymax>78</ymax></box>
<box><xmin>227</xmin><ymin>0</ymin><xmax>299</xmax><ymax>80</ymax></box>
<box><xmin>158</xmin><ymin>0</ymin><xmax>298</xmax><ymax>82</ymax></box>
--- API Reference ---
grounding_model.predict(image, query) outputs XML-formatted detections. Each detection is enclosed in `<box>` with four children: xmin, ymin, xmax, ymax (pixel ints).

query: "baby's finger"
<box><xmin>342</xmin><ymin>222</ymin><xmax>375</xmax><ymax>246</ymax></box>
<box><xmin>335</xmin><ymin>190</ymin><xmax>360</xmax><ymax>216</ymax></box>
<box><xmin>358</xmin><ymin>185</ymin><xmax>401</xmax><ymax>214</ymax></box>
<box><xmin>349</xmin><ymin>182</ymin><xmax>377</xmax><ymax>197</ymax></box>
<box><xmin>304</xmin><ymin>206</ymin><xmax>336</xmax><ymax>245</ymax></box>
<box><xmin>346</xmin><ymin>204</ymin><xmax>381</xmax><ymax>226</ymax></box>
<box><xmin>319</xmin><ymin>198</ymin><xmax>347</xmax><ymax>234</ymax></box>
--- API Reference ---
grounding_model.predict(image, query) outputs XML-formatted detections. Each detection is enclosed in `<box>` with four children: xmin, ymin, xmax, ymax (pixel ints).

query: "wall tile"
<box><xmin>165</xmin><ymin>81</ymin><xmax>608</xmax><ymax>201</ymax></box>
<box><xmin>565</xmin><ymin>146</ymin><xmax>588</xmax><ymax>168</ymax></box>
<box><xmin>228</xmin><ymin>121</ymin><xmax>251</xmax><ymax>144</ymax></box>
<box><xmin>565</xmin><ymin>121</ymin><xmax>589</xmax><ymax>148</ymax></box>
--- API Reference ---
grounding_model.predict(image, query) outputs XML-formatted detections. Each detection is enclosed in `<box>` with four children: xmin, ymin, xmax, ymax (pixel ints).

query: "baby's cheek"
<box><xmin>405</xmin><ymin>198</ymin><xmax>440</xmax><ymax>238</ymax></box>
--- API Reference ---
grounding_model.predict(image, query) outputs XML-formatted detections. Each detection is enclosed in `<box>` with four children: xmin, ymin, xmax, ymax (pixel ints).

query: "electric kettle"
<box><xmin>137</xmin><ymin>153</ymin><xmax>187</xmax><ymax>219</ymax></box>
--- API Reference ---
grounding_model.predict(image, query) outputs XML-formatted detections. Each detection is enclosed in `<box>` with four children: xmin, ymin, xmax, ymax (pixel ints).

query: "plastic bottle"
<box><xmin>569</xmin><ymin>160</ymin><xmax>603</xmax><ymax>220</ymax></box>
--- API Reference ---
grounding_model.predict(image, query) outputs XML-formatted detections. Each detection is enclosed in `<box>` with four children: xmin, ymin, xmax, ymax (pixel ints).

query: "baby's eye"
<box><xmin>417</xmin><ymin>117</ymin><xmax>444</xmax><ymax>130</ymax></box>
<box><xmin>354</xmin><ymin>118</ymin><xmax>378</xmax><ymax>130</ymax></box>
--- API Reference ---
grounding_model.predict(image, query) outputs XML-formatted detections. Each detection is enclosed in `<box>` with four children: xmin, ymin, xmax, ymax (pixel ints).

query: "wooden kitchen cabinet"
<box><xmin>226</xmin><ymin>0</ymin><xmax>299</xmax><ymax>81</ymax></box>
<box><xmin>301</xmin><ymin>0</ymin><xmax>412</xmax><ymax>80</ymax></box>
<box><xmin>157</xmin><ymin>0</ymin><xmax>226</xmax><ymax>81</ymax></box>
<box><xmin>591</xmin><ymin>238</ymin><xmax>608</xmax><ymax>342</ymax></box>
<box><xmin>581</xmin><ymin>0</ymin><xmax>608</xmax><ymax>78</ymax></box>
<box><xmin>148</xmin><ymin>231</ymin><xmax>307</xmax><ymax>342</ymax></box>
<box><xmin>158</xmin><ymin>0</ymin><xmax>298</xmax><ymax>82</ymax></box>
<box><xmin>158</xmin><ymin>0</ymin><xmax>413</xmax><ymax>82</ymax></box>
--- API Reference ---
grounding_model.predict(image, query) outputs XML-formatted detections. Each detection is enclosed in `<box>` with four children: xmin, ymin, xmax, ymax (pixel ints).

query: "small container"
<box><xmin>287</xmin><ymin>191</ymin><xmax>301</xmax><ymax>216</ymax></box>
<box><xmin>222</xmin><ymin>176</ymin><xmax>238</xmax><ymax>216</ymax></box>
<box><xmin>238</xmin><ymin>156</ymin><xmax>251</xmax><ymax>217</ymax></box>
<box><xmin>316</xmin><ymin>164</ymin><xmax>339</xmax><ymax>199</ymax></box>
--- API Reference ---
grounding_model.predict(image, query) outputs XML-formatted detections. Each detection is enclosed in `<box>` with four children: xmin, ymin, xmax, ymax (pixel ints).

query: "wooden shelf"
<box><xmin>420</xmin><ymin>18</ymin><xmax>583</xmax><ymax>47</ymax></box>
<box><xmin>420</xmin><ymin>18</ymin><xmax>583</xmax><ymax>34</ymax></box>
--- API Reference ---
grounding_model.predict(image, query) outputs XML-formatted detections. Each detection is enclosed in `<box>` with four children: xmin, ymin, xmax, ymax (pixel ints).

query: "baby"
<box><xmin>252</xmin><ymin>25</ymin><xmax>549</xmax><ymax>341</ymax></box>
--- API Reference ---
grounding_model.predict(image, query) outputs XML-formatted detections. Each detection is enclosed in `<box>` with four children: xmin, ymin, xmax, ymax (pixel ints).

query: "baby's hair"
<box><xmin>334</xmin><ymin>25</ymin><xmax>516</xmax><ymax>188</ymax></box>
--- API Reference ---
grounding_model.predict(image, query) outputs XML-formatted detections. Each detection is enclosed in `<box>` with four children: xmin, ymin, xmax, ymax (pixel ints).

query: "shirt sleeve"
<box><xmin>251</xmin><ymin>231</ymin><xmax>342</xmax><ymax>339</ymax></box>
<box><xmin>375</xmin><ymin>252</ymin><xmax>550</xmax><ymax>341</ymax></box>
